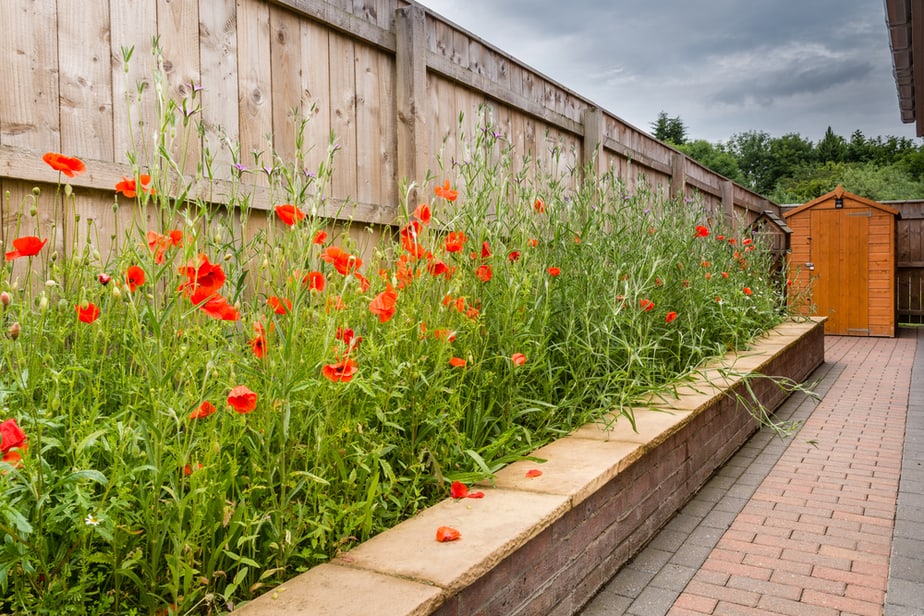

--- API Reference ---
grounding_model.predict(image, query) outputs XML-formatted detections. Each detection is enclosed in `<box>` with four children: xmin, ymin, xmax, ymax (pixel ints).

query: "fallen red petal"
<box><xmin>525</xmin><ymin>469</ymin><xmax>543</xmax><ymax>478</ymax></box>
<box><xmin>435</xmin><ymin>526</ymin><xmax>461</xmax><ymax>542</ymax></box>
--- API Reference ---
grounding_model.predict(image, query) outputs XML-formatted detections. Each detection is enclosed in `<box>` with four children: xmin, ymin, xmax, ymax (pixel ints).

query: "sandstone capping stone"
<box><xmin>237</xmin><ymin>318</ymin><xmax>825</xmax><ymax>616</ymax></box>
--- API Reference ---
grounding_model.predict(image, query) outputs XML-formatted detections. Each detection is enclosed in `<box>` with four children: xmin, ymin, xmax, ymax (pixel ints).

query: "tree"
<box><xmin>677</xmin><ymin>140</ymin><xmax>744</xmax><ymax>183</ymax></box>
<box><xmin>727</xmin><ymin>131</ymin><xmax>773</xmax><ymax>193</ymax></box>
<box><xmin>815</xmin><ymin>126</ymin><xmax>847</xmax><ymax>163</ymax></box>
<box><xmin>650</xmin><ymin>111</ymin><xmax>687</xmax><ymax>145</ymax></box>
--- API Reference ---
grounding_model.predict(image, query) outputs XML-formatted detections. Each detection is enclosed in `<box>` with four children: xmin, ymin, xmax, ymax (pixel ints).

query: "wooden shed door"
<box><xmin>811</xmin><ymin>209</ymin><xmax>869</xmax><ymax>335</ymax></box>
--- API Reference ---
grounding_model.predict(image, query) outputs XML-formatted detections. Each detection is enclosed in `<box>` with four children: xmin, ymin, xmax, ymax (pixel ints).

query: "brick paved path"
<box><xmin>582</xmin><ymin>331</ymin><xmax>924</xmax><ymax>616</ymax></box>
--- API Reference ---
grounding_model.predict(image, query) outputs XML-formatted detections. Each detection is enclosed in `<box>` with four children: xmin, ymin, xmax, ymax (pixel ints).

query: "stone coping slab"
<box><xmin>237</xmin><ymin>318</ymin><xmax>824</xmax><ymax>615</ymax></box>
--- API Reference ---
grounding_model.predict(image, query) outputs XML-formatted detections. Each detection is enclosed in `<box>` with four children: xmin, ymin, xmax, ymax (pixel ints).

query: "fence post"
<box><xmin>582</xmin><ymin>107</ymin><xmax>604</xmax><ymax>184</ymax></box>
<box><xmin>670</xmin><ymin>152</ymin><xmax>686</xmax><ymax>201</ymax></box>
<box><xmin>395</xmin><ymin>6</ymin><xmax>427</xmax><ymax>208</ymax></box>
<box><xmin>722</xmin><ymin>179</ymin><xmax>735</xmax><ymax>228</ymax></box>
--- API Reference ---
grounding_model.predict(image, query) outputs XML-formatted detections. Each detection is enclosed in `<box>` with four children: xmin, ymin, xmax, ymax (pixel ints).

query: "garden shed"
<box><xmin>784</xmin><ymin>185</ymin><xmax>899</xmax><ymax>337</ymax></box>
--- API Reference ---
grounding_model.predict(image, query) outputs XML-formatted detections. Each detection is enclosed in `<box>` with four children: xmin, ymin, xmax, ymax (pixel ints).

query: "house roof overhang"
<box><xmin>885</xmin><ymin>0</ymin><xmax>924</xmax><ymax>136</ymax></box>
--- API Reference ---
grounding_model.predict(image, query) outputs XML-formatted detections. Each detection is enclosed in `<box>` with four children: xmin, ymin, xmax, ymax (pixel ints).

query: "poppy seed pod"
<box><xmin>9</xmin><ymin>322</ymin><xmax>20</xmax><ymax>340</ymax></box>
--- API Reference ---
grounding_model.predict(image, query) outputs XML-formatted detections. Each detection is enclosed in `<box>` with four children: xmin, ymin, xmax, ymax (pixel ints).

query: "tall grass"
<box><xmin>0</xmin><ymin>72</ymin><xmax>788</xmax><ymax>614</ymax></box>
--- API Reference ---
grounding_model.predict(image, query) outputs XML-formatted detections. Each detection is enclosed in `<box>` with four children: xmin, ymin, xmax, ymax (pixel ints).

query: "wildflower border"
<box><xmin>238</xmin><ymin>318</ymin><xmax>826</xmax><ymax>615</ymax></box>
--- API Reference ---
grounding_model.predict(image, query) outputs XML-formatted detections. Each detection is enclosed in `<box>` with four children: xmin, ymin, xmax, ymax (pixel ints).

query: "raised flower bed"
<box><xmin>238</xmin><ymin>318</ymin><xmax>824</xmax><ymax>615</ymax></box>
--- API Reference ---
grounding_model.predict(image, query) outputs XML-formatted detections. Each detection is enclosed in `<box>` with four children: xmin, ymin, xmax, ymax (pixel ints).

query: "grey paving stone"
<box><xmin>668</xmin><ymin>543</ymin><xmax>713</xmax><ymax>568</ymax></box>
<box><xmin>603</xmin><ymin>566</ymin><xmax>656</xmax><ymax>599</ymax></box>
<box><xmin>887</xmin><ymin>578</ymin><xmax>924</xmax><ymax>608</ymax></box>
<box><xmin>699</xmin><ymin>508</ymin><xmax>739</xmax><ymax>531</ymax></box>
<box><xmin>627</xmin><ymin>548</ymin><xmax>674</xmax><ymax>574</ymax></box>
<box><xmin>685</xmin><ymin>524</ymin><xmax>725</xmax><ymax>549</ymax></box>
<box><xmin>580</xmin><ymin>588</ymin><xmax>633</xmax><ymax>615</ymax></box>
<box><xmin>626</xmin><ymin>586</ymin><xmax>678</xmax><ymax>616</ymax></box>
<box><xmin>889</xmin><ymin>555</ymin><xmax>924</xmax><ymax>583</ymax></box>
<box><xmin>645</xmin><ymin>528</ymin><xmax>689</xmax><ymax>553</ymax></box>
<box><xmin>648</xmin><ymin>563</ymin><xmax>698</xmax><ymax>592</ymax></box>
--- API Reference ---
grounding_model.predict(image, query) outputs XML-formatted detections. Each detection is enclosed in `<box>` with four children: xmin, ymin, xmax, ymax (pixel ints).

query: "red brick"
<box><xmin>801</xmin><ymin>589</ymin><xmax>882</xmax><ymax>616</ymax></box>
<box><xmin>672</xmin><ymin>593</ymin><xmax>718</xmax><ymax>613</ymax></box>
<box><xmin>683</xmin><ymin>580</ymin><xmax>761</xmax><ymax>608</ymax></box>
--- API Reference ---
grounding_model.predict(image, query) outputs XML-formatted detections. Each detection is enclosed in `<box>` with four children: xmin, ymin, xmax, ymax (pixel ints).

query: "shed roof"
<box><xmin>782</xmin><ymin>185</ymin><xmax>901</xmax><ymax>219</ymax></box>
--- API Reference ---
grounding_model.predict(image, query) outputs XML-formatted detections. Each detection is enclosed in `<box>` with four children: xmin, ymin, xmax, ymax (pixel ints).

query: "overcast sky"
<box><xmin>416</xmin><ymin>0</ymin><xmax>918</xmax><ymax>145</ymax></box>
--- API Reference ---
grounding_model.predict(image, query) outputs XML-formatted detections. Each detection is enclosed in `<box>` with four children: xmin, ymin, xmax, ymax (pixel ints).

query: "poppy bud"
<box><xmin>32</xmin><ymin>187</ymin><xmax>41</xmax><ymax>196</ymax></box>
<box><xmin>0</xmin><ymin>291</ymin><xmax>10</xmax><ymax>307</ymax></box>
<box><xmin>64</xmin><ymin>184</ymin><xmax>73</xmax><ymax>197</ymax></box>
<box><xmin>8</xmin><ymin>322</ymin><xmax>20</xmax><ymax>340</ymax></box>
<box><xmin>29</xmin><ymin>206</ymin><xmax>38</xmax><ymax>217</ymax></box>
<box><xmin>112</xmin><ymin>286</ymin><xmax>122</xmax><ymax>300</ymax></box>
<box><xmin>38</xmin><ymin>294</ymin><xmax>48</xmax><ymax>310</ymax></box>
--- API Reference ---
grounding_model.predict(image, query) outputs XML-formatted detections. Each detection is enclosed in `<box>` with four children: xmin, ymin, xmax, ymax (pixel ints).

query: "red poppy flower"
<box><xmin>527</xmin><ymin>238</ymin><xmax>539</xmax><ymax>247</ymax></box>
<box><xmin>302</xmin><ymin>271</ymin><xmax>325</xmax><ymax>292</ymax></box>
<box><xmin>432</xmin><ymin>329</ymin><xmax>456</xmax><ymax>342</ymax></box>
<box><xmin>701</xmin><ymin>261</ymin><xmax>711</xmax><ymax>268</ymax></box>
<box><xmin>547</xmin><ymin>267</ymin><xmax>561</xmax><ymax>277</ymax></box>
<box><xmin>369</xmin><ymin>284</ymin><xmax>398</xmax><ymax>323</ymax></box>
<box><xmin>480</xmin><ymin>241</ymin><xmax>491</xmax><ymax>259</ymax></box>
<box><xmin>475</xmin><ymin>264</ymin><xmax>492</xmax><ymax>282</ymax></box>
<box><xmin>4</xmin><ymin>236</ymin><xmax>47</xmax><ymax>261</ymax></box>
<box><xmin>721</xmin><ymin>271</ymin><xmax>729</xmax><ymax>279</ymax></box>
<box><xmin>251</xmin><ymin>335</ymin><xmax>266</xmax><ymax>358</ymax></box>
<box><xmin>267</xmin><ymin>296</ymin><xmax>292</xmax><ymax>314</ymax></box>
<box><xmin>436</xmin><ymin>526</ymin><xmax>461</xmax><ymax>542</ymax></box>
<box><xmin>183</xmin><ymin>462</ymin><xmax>203</xmax><ymax>476</ymax></box>
<box><xmin>313</xmin><ymin>230</ymin><xmax>328</xmax><ymax>244</ymax></box>
<box><xmin>695</xmin><ymin>225</ymin><xmax>709</xmax><ymax>237</ymax></box>
<box><xmin>743</xmin><ymin>287</ymin><xmax>753</xmax><ymax>296</ymax></box>
<box><xmin>326</xmin><ymin>295</ymin><xmax>346</xmax><ymax>312</ymax></box>
<box><xmin>742</xmin><ymin>238</ymin><xmax>752</xmax><ymax>246</ymax></box>
<box><xmin>126</xmin><ymin>265</ymin><xmax>145</xmax><ymax>292</ymax></box>
<box><xmin>321</xmin><ymin>246</ymin><xmax>363</xmax><ymax>275</ymax></box>
<box><xmin>76</xmin><ymin>303</ymin><xmax>100</xmax><ymax>323</ymax></box>
<box><xmin>178</xmin><ymin>254</ymin><xmax>226</xmax><ymax>300</ymax></box>
<box><xmin>227</xmin><ymin>385</ymin><xmax>258</xmax><ymax>413</ymax></box>
<box><xmin>434</xmin><ymin>180</ymin><xmax>458</xmax><ymax>201</ymax></box>
<box><xmin>322</xmin><ymin>357</ymin><xmax>358</xmax><ymax>383</ymax></box>
<box><xmin>199</xmin><ymin>295</ymin><xmax>240</xmax><ymax>321</ymax></box>
<box><xmin>665</xmin><ymin>311</ymin><xmax>678</xmax><ymax>324</ymax></box>
<box><xmin>413</xmin><ymin>203</ymin><xmax>432</xmax><ymax>224</ymax></box>
<box><xmin>354</xmin><ymin>272</ymin><xmax>371</xmax><ymax>293</ymax></box>
<box><xmin>115</xmin><ymin>174</ymin><xmax>154</xmax><ymax>198</ymax></box>
<box><xmin>511</xmin><ymin>352</ymin><xmax>527</xmax><ymax>366</ymax></box>
<box><xmin>42</xmin><ymin>152</ymin><xmax>86</xmax><ymax>177</ymax></box>
<box><xmin>0</xmin><ymin>418</ymin><xmax>27</xmax><ymax>465</ymax></box>
<box><xmin>450</xmin><ymin>480</ymin><xmax>484</xmax><ymax>499</ymax></box>
<box><xmin>639</xmin><ymin>299</ymin><xmax>655</xmax><ymax>312</ymax></box>
<box><xmin>428</xmin><ymin>259</ymin><xmax>451</xmax><ymax>278</ymax></box>
<box><xmin>444</xmin><ymin>231</ymin><xmax>467</xmax><ymax>253</ymax></box>
<box><xmin>449</xmin><ymin>357</ymin><xmax>467</xmax><ymax>368</ymax></box>
<box><xmin>146</xmin><ymin>230</ymin><xmax>182</xmax><ymax>264</ymax></box>
<box><xmin>534</xmin><ymin>198</ymin><xmax>545</xmax><ymax>213</ymax></box>
<box><xmin>400</xmin><ymin>222</ymin><xmax>426</xmax><ymax>258</ymax></box>
<box><xmin>336</xmin><ymin>327</ymin><xmax>361</xmax><ymax>351</ymax></box>
<box><xmin>189</xmin><ymin>401</ymin><xmax>216</xmax><ymax>419</ymax></box>
<box><xmin>508</xmin><ymin>251</ymin><xmax>521</xmax><ymax>262</ymax></box>
<box><xmin>525</xmin><ymin>469</ymin><xmax>543</xmax><ymax>478</ymax></box>
<box><xmin>98</xmin><ymin>273</ymin><xmax>112</xmax><ymax>285</ymax></box>
<box><xmin>275</xmin><ymin>204</ymin><xmax>305</xmax><ymax>226</ymax></box>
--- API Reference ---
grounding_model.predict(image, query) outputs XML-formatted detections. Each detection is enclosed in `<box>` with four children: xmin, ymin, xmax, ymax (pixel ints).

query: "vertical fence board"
<box><xmin>199</xmin><ymin>0</ymin><xmax>240</xmax><ymax>180</ymax></box>
<box><xmin>269</xmin><ymin>4</ymin><xmax>303</xmax><ymax>163</ymax></box>
<box><xmin>236</xmin><ymin>0</ymin><xmax>273</xmax><ymax>185</ymax></box>
<box><xmin>328</xmin><ymin>32</ymin><xmax>358</xmax><ymax>201</ymax></box>
<box><xmin>300</xmin><ymin>18</ymin><xmax>333</xmax><ymax>181</ymax></box>
<box><xmin>58</xmin><ymin>1</ymin><xmax>114</xmax><ymax>161</ymax></box>
<box><xmin>156</xmin><ymin>0</ymin><xmax>202</xmax><ymax>174</ymax></box>
<box><xmin>110</xmin><ymin>0</ymin><xmax>157</xmax><ymax>165</ymax></box>
<box><xmin>0</xmin><ymin>0</ymin><xmax>60</xmax><ymax>150</ymax></box>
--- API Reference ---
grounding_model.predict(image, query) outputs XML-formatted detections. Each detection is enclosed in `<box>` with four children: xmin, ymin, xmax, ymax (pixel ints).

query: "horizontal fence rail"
<box><xmin>2</xmin><ymin>0</ymin><xmax>776</xmax><ymax>256</ymax></box>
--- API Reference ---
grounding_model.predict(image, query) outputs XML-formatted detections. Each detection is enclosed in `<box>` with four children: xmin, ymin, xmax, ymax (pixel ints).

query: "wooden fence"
<box><xmin>1</xmin><ymin>0</ymin><xmax>777</xmax><ymax>257</ymax></box>
<box><xmin>893</xmin><ymin>199</ymin><xmax>924</xmax><ymax>323</ymax></box>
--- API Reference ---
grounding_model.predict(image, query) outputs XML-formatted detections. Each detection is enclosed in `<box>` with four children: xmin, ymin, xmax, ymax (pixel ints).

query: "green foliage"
<box><xmin>0</xmin><ymin>69</ymin><xmax>793</xmax><ymax>612</ymax></box>
<box><xmin>651</xmin><ymin>111</ymin><xmax>688</xmax><ymax>145</ymax></box>
<box><xmin>657</xmin><ymin>113</ymin><xmax>924</xmax><ymax>201</ymax></box>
